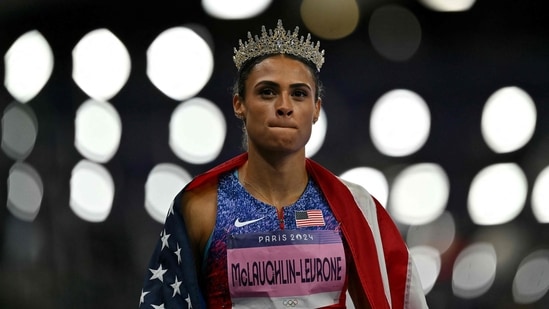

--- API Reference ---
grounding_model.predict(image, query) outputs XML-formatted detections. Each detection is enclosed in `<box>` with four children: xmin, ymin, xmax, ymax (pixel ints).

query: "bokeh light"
<box><xmin>145</xmin><ymin>163</ymin><xmax>193</xmax><ymax>223</ymax></box>
<box><xmin>4</xmin><ymin>30</ymin><xmax>53</xmax><ymax>103</ymax></box>
<box><xmin>452</xmin><ymin>242</ymin><xmax>497</xmax><ymax>299</ymax></box>
<box><xmin>468</xmin><ymin>163</ymin><xmax>527</xmax><ymax>225</ymax></box>
<box><xmin>1</xmin><ymin>102</ymin><xmax>38</xmax><ymax>160</ymax></box>
<box><xmin>147</xmin><ymin>26</ymin><xmax>214</xmax><ymax>101</ymax></box>
<box><xmin>407</xmin><ymin>211</ymin><xmax>456</xmax><ymax>254</ymax></box>
<box><xmin>69</xmin><ymin>160</ymin><xmax>115</xmax><ymax>222</ymax></box>
<box><xmin>300</xmin><ymin>0</ymin><xmax>359</xmax><ymax>40</ymax></box>
<box><xmin>370</xmin><ymin>89</ymin><xmax>430</xmax><ymax>157</ymax></box>
<box><xmin>7</xmin><ymin>162</ymin><xmax>43</xmax><ymax>222</ymax></box>
<box><xmin>72</xmin><ymin>28</ymin><xmax>131</xmax><ymax>101</ymax></box>
<box><xmin>368</xmin><ymin>5</ymin><xmax>422</xmax><ymax>61</ymax></box>
<box><xmin>532</xmin><ymin>165</ymin><xmax>549</xmax><ymax>223</ymax></box>
<box><xmin>74</xmin><ymin>99</ymin><xmax>122</xmax><ymax>163</ymax></box>
<box><xmin>305</xmin><ymin>108</ymin><xmax>327</xmax><ymax>158</ymax></box>
<box><xmin>169</xmin><ymin>97</ymin><xmax>226</xmax><ymax>164</ymax></box>
<box><xmin>513</xmin><ymin>250</ymin><xmax>549</xmax><ymax>304</ymax></box>
<box><xmin>389</xmin><ymin>163</ymin><xmax>449</xmax><ymax>225</ymax></box>
<box><xmin>339</xmin><ymin>166</ymin><xmax>388</xmax><ymax>206</ymax></box>
<box><xmin>481</xmin><ymin>87</ymin><xmax>537</xmax><ymax>154</ymax></box>
<box><xmin>419</xmin><ymin>0</ymin><xmax>476</xmax><ymax>12</ymax></box>
<box><xmin>202</xmin><ymin>0</ymin><xmax>271</xmax><ymax>19</ymax></box>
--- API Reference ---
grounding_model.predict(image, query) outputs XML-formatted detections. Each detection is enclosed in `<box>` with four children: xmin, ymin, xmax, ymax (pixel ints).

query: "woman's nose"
<box><xmin>276</xmin><ymin>96</ymin><xmax>293</xmax><ymax>117</ymax></box>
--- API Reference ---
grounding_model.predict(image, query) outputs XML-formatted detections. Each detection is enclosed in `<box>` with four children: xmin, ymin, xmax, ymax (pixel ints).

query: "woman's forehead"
<box><xmin>248</xmin><ymin>55</ymin><xmax>314</xmax><ymax>83</ymax></box>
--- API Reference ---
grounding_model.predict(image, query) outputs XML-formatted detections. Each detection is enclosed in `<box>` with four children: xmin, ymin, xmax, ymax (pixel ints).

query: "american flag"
<box><xmin>295</xmin><ymin>209</ymin><xmax>325</xmax><ymax>227</ymax></box>
<box><xmin>139</xmin><ymin>197</ymin><xmax>204</xmax><ymax>309</ymax></box>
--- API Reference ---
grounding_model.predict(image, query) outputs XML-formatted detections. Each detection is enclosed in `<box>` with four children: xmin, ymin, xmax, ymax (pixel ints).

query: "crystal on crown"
<box><xmin>233</xmin><ymin>19</ymin><xmax>325</xmax><ymax>72</ymax></box>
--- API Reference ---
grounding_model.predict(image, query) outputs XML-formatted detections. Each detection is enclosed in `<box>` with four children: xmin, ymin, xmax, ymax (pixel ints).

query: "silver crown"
<box><xmin>233</xmin><ymin>19</ymin><xmax>325</xmax><ymax>72</ymax></box>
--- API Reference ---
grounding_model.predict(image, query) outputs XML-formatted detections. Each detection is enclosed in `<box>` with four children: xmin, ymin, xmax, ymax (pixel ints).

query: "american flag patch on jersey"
<box><xmin>295</xmin><ymin>209</ymin><xmax>325</xmax><ymax>227</ymax></box>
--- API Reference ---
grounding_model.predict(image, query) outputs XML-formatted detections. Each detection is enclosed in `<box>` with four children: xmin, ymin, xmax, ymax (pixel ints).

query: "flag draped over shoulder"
<box><xmin>139</xmin><ymin>153</ymin><xmax>428</xmax><ymax>309</ymax></box>
<box><xmin>138</xmin><ymin>191</ymin><xmax>203</xmax><ymax>309</ymax></box>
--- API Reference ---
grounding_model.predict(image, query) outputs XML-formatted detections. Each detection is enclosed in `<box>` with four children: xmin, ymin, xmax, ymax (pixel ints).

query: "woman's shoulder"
<box><xmin>181</xmin><ymin>177</ymin><xmax>218</xmax><ymax>212</ymax></box>
<box><xmin>180</xmin><ymin>177</ymin><xmax>219</xmax><ymax>251</ymax></box>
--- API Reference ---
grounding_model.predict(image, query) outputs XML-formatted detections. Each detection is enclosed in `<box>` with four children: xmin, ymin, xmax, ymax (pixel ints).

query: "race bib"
<box><xmin>227</xmin><ymin>230</ymin><xmax>346</xmax><ymax>309</ymax></box>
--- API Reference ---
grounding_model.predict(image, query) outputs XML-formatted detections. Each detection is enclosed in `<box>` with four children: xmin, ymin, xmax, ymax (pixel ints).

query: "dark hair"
<box><xmin>232</xmin><ymin>53</ymin><xmax>324</xmax><ymax>101</ymax></box>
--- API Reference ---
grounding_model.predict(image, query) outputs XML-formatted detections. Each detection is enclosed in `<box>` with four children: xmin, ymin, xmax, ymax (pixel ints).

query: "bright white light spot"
<box><xmin>368</xmin><ymin>6</ymin><xmax>422</xmax><ymax>61</ymax></box>
<box><xmin>145</xmin><ymin>163</ymin><xmax>193</xmax><ymax>223</ymax></box>
<box><xmin>468</xmin><ymin>163</ymin><xmax>527</xmax><ymax>225</ymax></box>
<box><xmin>300</xmin><ymin>0</ymin><xmax>359</xmax><ymax>40</ymax></box>
<box><xmin>70</xmin><ymin>160</ymin><xmax>114</xmax><ymax>222</ymax></box>
<box><xmin>481</xmin><ymin>87</ymin><xmax>537</xmax><ymax>153</ymax></box>
<box><xmin>370</xmin><ymin>89</ymin><xmax>430</xmax><ymax>157</ymax></box>
<box><xmin>306</xmin><ymin>108</ymin><xmax>327</xmax><ymax>158</ymax></box>
<box><xmin>202</xmin><ymin>0</ymin><xmax>271</xmax><ymax>19</ymax></box>
<box><xmin>147</xmin><ymin>27</ymin><xmax>214</xmax><ymax>101</ymax></box>
<box><xmin>453</xmin><ymin>242</ymin><xmax>497</xmax><ymax>299</ymax></box>
<box><xmin>4</xmin><ymin>30</ymin><xmax>53</xmax><ymax>103</ymax></box>
<box><xmin>340</xmin><ymin>166</ymin><xmax>388</xmax><ymax>206</ymax></box>
<box><xmin>74</xmin><ymin>99</ymin><xmax>122</xmax><ymax>163</ymax></box>
<box><xmin>390</xmin><ymin>163</ymin><xmax>449</xmax><ymax>225</ymax></box>
<box><xmin>513</xmin><ymin>250</ymin><xmax>549</xmax><ymax>304</ymax></box>
<box><xmin>532</xmin><ymin>166</ymin><xmax>549</xmax><ymax>223</ymax></box>
<box><xmin>7</xmin><ymin>162</ymin><xmax>43</xmax><ymax>222</ymax></box>
<box><xmin>1</xmin><ymin>103</ymin><xmax>38</xmax><ymax>160</ymax></box>
<box><xmin>419</xmin><ymin>0</ymin><xmax>476</xmax><ymax>12</ymax></box>
<box><xmin>72</xmin><ymin>28</ymin><xmax>131</xmax><ymax>101</ymax></box>
<box><xmin>410</xmin><ymin>246</ymin><xmax>441</xmax><ymax>294</ymax></box>
<box><xmin>407</xmin><ymin>211</ymin><xmax>456</xmax><ymax>254</ymax></box>
<box><xmin>169</xmin><ymin>97</ymin><xmax>226</xmax><ymax>164</ymax></box>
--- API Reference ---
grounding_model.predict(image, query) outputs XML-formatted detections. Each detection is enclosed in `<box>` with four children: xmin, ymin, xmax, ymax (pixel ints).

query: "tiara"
<box><xmin>233</xmin><ymin>19</ymin><xmax>325</xmax><ymax>72</ymax></box>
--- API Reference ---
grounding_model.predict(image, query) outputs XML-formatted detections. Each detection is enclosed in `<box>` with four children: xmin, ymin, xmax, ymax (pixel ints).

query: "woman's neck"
<box><xmin>239</xmin><ymin>150</ymin><xmax>308</xmax><ymax>209</ymax></box>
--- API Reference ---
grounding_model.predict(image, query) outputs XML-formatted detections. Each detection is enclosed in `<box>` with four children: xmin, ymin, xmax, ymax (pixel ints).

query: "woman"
<box><xmin>139</xmin><ymin>20</ymin><xmax>428</xmax><ymax>309</ymax></box>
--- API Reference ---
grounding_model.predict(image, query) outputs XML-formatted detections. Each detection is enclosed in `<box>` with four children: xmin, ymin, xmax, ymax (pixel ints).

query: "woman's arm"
<box><xmin>180</xmin><ymin>179</ymin><xmax>218</xmax><ymax>275</ymax></box>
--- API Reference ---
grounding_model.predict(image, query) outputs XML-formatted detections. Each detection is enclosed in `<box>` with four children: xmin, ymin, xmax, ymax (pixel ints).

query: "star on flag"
<box><xmin>149</xmin><ymin>264</ymin><xmax>167</xmax><ymax>282</ymax></box>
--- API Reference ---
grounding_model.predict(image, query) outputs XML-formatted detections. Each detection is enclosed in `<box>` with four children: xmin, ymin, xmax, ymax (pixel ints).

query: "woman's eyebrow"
<box><xmin>253</xmin><ymin>81</ymin><xmax>312</xmax><ymax>91</ymax></box>
<box><xmin>254</xmin><ymin>80</ymin><xmax>279</xmax><ymax>89</ymax></box>
<box><xmin>289</xmin><ymin>83</ymin><xmax>312</xmax><ymax>90</ymax></box>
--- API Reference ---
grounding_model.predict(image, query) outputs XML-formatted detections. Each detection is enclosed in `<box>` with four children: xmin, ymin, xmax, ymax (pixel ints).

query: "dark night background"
<box><xmin>1</xmin><ymin>0</ymin><xmax>549</xmax><ymax>308</ymax></box>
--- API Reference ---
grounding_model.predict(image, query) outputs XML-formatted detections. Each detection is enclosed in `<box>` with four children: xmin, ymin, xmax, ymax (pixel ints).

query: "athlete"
<box><xmin>139</xmin><ymin>20</ymin><xmax>428</xmax><ymax>309</ymax></box>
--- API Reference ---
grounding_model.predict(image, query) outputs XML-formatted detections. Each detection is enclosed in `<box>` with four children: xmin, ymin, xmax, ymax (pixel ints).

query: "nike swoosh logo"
<box><xmin>234</xmin><ymin>217</ymin><xmax>264</xmax><ymax>227</ymax></box>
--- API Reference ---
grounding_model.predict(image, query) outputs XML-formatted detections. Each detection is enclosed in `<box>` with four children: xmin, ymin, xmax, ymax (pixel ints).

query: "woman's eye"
<box><xmin>260</xmin><ymin>88</ymin><xmax>275</xmax><ymax>96</ymax></box>
<box><xmin>293</xmin><ymin>90</ymin><xmax>308</xmax><ymax>97</ymax></box>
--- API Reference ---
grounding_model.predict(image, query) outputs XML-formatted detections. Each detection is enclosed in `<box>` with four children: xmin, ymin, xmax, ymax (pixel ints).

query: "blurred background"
<box><xmin>1</xmin><ymin>0</ymin><xmax>549</xmax><ymax>308</ymax></box>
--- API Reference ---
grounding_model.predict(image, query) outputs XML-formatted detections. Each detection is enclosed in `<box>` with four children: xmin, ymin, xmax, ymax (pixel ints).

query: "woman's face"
<box><xmin>233</xmin><ymin>54</ymin><xmax>321</xmax><ymax>155</ymax></box>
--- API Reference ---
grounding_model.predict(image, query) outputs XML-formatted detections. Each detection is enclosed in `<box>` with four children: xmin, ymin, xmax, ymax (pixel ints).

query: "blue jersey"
<box><xmin>202</xmin><ymin>170</ymin><xmax>344</xmax><ymax>308</ymax></box>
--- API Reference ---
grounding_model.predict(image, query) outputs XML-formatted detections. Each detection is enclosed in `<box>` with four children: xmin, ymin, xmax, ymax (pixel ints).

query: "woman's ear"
<box><xmin>233</xmin><ymin>95</ymin><xmax>245</xmax><ymax>120</ymax></box>
<box><xmin>313</xmin><ymin>98</ymin><xmax>322</xmax><ymax>123</ymax></box>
